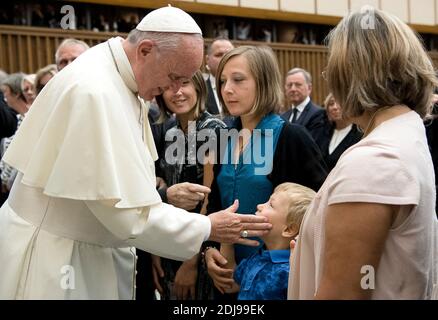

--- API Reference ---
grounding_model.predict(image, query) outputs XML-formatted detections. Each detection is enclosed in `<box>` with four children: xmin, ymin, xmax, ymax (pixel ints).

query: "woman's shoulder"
<box><xmin>276</xmin><ymin>121</ymin><xmax>318</xmax><ymax>149</ymax></box>
<box><xmin>334</xmin><ymin>138</ymin><xmax>418</xmax><ymax>187</ymax></box>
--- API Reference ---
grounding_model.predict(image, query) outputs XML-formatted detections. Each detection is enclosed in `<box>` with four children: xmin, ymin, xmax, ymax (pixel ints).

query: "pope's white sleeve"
<box><xmin>84</xmin><ymin>200</ymin><xmax>211</xmax><ymax>261</ymax></box>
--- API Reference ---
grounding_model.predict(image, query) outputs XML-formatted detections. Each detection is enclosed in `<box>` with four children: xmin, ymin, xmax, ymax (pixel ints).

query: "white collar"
<box><xmin>292</xmin><ymin>96</ymin><xmax>310</xmax><ymax>113</ymax></box>
<box><xmin>209</xmin><ymin>74</ymin><xmax>216</xmax><ymax>89</ymax></box>
<box><xmin>108</xmin><ymin>37</ymin><xmax>138</xmax><ymax>94</ymax></box>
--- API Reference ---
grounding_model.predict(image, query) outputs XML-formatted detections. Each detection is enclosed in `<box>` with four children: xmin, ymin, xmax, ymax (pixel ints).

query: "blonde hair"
<box><xmin>326</xmin><ymin>8</ymin><xmax>438</xmax><ymax>119</ymax></box>
<box><xmin>273</xmin><ymin>182</ymin><xmax>316</xmax><ymax>229</ymax></box>
<box><xmin>35</xmin><ymin>64</ymin><xmax>57</xmax><ymax>94</ymax></box>
<box><xmin>323</xmin><ymin>93</ymin><xmax>335</xmax><ymax>109</ymax></box>
<box><xmin>216</xmin><ymin>45</ymin><xmax>283</xmax><ymax>118</ymax></box>
<box><xmin>156</xmin><ymin>70</ymin><xmax>207</xmax><ymax>123</ymax></box>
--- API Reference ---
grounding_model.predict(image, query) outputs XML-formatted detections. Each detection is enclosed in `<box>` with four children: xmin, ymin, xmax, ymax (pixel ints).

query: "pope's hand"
<box><xmin>208</xmin><ymin>200</ymin><xmax>272</xmax><ymax>246</ymax></box>
<box><xmin>166</xmin><ymin>182</ymin><xmax>211</xmax><ymax>211</ymax></box>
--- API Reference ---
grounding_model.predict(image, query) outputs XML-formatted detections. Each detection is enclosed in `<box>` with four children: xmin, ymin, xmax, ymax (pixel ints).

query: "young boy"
<box><xmin>220</xmin><ymin>182</ymin><xmax>316</xmax><ymax>300</ymax></box>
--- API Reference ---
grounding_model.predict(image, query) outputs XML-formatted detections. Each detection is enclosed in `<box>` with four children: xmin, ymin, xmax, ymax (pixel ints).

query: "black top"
<box><xmin>0</xmin><ymin>92</ymin><xmax>17</xmax><ymax>139</ymax></box>
<box><xmin>158</xmin><ymin>111</ymin><xmax>226</xmax><ymax>188</ymax></box>
<box><xmin>281</xmin><ymin>99</ymin><xmax>326</xmax><ymax>142</ymax></box>
<box><xmin>205</xmin><ymin>75</ymin><xmax>220</xmax><ymax>115</ymax></box>
<box><xmin>315</xmin><ymin>121</ymin><xmax>362</xmax><ymax>172</ymax></box>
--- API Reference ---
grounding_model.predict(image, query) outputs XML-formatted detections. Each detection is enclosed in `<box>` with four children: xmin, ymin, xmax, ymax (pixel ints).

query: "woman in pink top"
<box><xmin>288</xmin><ymin>8</ymin><xmax>438</xmax><ymax>299</ymax></box>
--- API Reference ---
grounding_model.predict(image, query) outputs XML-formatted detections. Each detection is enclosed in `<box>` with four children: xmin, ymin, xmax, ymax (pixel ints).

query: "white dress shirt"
<box><xmin>329</xmin><ymin>124</ymin><xmax>352</xmax><ymax>154</ymax></box>
<box><xmin>209</xmin><ymin>75</ymin><xmax>222</xmax><ymax>114</ymax></box>
<box><xmin>289</xmin><ymin>96</ymin><xmax>310</xmax><ymax>122</ymax></box>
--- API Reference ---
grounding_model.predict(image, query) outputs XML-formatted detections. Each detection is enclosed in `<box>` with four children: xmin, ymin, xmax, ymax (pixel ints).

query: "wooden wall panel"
<box><xmin>1</xmin><ymin>25</ymin><xmax>437</xmax><ymax>106</ymax></box>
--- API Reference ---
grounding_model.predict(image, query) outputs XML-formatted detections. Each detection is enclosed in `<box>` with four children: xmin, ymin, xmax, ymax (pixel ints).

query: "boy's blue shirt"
<box><xmin>234</xmin><ymin>248</ymin><xmax>290</xmax><ymax>300</ymax></box>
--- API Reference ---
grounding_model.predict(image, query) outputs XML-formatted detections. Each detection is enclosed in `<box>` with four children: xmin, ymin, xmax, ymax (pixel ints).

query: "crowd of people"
<box><xmin>0</xmin><ymin>6</ymin><xmax>437</xmax><ymax>300</ymax></box>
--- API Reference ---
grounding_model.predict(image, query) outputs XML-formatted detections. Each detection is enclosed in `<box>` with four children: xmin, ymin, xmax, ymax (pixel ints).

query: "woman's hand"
<box><xmin>151</xmin><ymin>254</ymin><xmax>164</xmax><ymax>295</ymax></box>
<box><xmin>174</xmin><ymin>256</ymin><xmax>198</xmax><ymax>300</ymax></box>
<box><xmin>205</xmin><ymin>248</ymin><xmax>235</xmax><ymax>294</ymax></box>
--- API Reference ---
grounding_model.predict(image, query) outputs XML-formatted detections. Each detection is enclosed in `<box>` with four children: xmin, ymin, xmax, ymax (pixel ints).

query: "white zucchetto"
<box><xmin>136</xmin><ymin>6</ymin><xmax>202</xmax><ymax>35</ymax></box>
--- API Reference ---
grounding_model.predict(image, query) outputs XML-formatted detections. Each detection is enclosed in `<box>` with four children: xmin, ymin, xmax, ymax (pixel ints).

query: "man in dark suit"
<box><xmin>0</xmin><ymin>92</ymin><xmax>17</xmax><ymax>139</ymax></box>
<box><xmin>425</xmin><ymin>86</ymin><xmax>438</xmax><ymax>216</ymax></box>
<box><xmin>204</xmin><ymin>37</ymin><xmax>234</xmax><ymax>116</ymax></box>
<box><xmin>281</xmin><ymin>68</ymin><xmax>325</xmax><ymax>141</ymax></box>
<box><xmin>0</xmin><ymin>70</ymin><xmax>17</xmax><ymax>139</ymax></box>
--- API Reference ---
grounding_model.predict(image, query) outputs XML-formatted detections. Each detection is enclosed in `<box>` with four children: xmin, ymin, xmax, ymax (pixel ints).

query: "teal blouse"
<box><xmin>216</xmin><ymin>113</ymin><xmax>284</xmax><ymax>263</ymax></box>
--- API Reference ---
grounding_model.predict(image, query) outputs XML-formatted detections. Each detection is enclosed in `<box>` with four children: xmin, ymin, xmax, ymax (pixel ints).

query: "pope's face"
<box><xmin>135</xmin><ymin>35</ymin><xmax>203</xmax><ymax>101</ymax></box>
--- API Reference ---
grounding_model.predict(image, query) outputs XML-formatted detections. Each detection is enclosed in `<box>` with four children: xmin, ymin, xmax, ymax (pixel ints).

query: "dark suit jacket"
<box><xmin>205</xmin><ymin>75</ymin><xmax>220</xmax><ymax>115</ymax></box>
<box><xmin>0</xmin><ymin>92</ymin><xmax>17</xmax><ymax>139</ymax></box>
<box><xmin>316</xmin><ymin>120</ymin><xmax>362</xmax><ymax>172</ymax></box>
<box><xmin>425</xmin><ymin>115</ymin><xmax>438</xmax><ymax>215</ymax></box>
<box><xmin>281</xmin><ymin>99</ymin><xmax>325</xmax><ymax>141</ymax></box>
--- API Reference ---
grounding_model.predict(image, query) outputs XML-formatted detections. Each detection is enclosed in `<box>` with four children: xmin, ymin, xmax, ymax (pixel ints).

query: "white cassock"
<box><xmin>0</xmin><ymin>37</ymin><xmax>210</xmax><ymax>299</ymax></box>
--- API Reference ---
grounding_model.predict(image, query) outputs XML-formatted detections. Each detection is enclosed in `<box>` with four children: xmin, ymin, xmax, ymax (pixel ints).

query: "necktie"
<box><xmin>291</xmin><ymin>108</ymin><xmax>298</xmax><ymax>123</ymax></box>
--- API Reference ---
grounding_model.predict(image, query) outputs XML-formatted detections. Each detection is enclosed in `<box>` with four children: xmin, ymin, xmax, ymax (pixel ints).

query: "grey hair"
<box><xmin>0</xmin><ymin>69</ymin><xmax>8</xmax><ymax>85</ymax></box>
<box><xmin>2</xmin><ymin>72</ymin><xmax>25</xmax><ymax>96</ymax></box>
<box><xmin>55</xmin><ymin>38</ymin><xmax>90</xmax><ymax>63</ymax></box>
<box><xmin>206</xmin><ymin>36</ymin><xmax>233</xmax><ymax>55</ymax></box>
<box><xmin>127</xmin><ymin>29</ymin><xmax>202</xmax><ymax>55</ymax></box>
<box><xmin>286</xmin><ymin>67</ymin><xmax>312</xmax><ymax>85</ymax></box>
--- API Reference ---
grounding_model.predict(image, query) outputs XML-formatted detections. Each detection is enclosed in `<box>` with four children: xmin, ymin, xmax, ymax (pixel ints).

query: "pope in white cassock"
<box><xmin>0</xmin><ymin>6</ymin><xmax>272</xmax><ymax>299</ymax></box>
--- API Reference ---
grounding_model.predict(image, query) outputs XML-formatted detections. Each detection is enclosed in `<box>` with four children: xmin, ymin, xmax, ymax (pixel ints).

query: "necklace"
<box><xmin>362</xmin><ymin>106</ymin><xmax>393</xmax><ymax>138</ymax></box>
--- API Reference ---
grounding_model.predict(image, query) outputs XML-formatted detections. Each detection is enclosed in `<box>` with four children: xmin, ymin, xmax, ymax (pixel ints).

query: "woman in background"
<box><xmin>316</xmin><ymin>93</ymin><xmax>361</xmax><ymax>172</ymax></box>
<box><xmin>34</xmin><ymin>64</ymin><xmax>57</xmax><ymax>95</ymax></box>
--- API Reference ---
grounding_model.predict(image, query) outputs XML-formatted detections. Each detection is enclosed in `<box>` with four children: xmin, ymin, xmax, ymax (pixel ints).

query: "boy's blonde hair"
<box><xmin>274</xmin><ymin>182</ymin><xmax>316</xmax><ymax>229</ymax></box>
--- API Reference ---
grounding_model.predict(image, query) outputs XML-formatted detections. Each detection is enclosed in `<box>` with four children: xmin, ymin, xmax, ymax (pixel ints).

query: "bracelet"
<box><xmin>201</xmin><ymin>246</ymin><xmax>215</xmax><ymax>267</ymax></box>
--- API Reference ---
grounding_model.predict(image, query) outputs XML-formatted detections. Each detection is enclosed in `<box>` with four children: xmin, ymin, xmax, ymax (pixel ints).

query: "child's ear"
<box><xmin>282</xmin><ymin>223</ymin><xmax>299</xmax><ymax>239</ymax></box>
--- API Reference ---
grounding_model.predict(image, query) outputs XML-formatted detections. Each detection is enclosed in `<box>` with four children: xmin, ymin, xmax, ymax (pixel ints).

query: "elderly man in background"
<box><xmin>281</xmin><ymin>67</ymin><xmax>325</xmax><ymax>141</ymax></box>
<box><xmin>0</xmin><ymin>6</ymin><xmax>271</xmax><ymax>300</ymax></box>
<box><xmin>55</xmin><ymin>38</ymin><xmax>89</xmax><ymax>71</ymax></box>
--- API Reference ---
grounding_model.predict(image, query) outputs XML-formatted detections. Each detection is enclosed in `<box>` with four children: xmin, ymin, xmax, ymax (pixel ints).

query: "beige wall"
<box><xmin>317</xmin><ymin>0</ymin><xmax>349</xmax><ymax>17</ymax></box>
<box><xmin>197</xmin><ymin>0</ymin><xmax>238</xmax><ymax>6</ymax></box>
<box><xmin>410</xmin><ymin>0</ymin><xmax>435</xmax><ymax>25</ymax></box>
<box><xmin>381</xmin><ymin>0</ymin><xmax>409</xmax><ymax>22</ymax></box>
<box><xmin>240</xmin><ymin>0</ymin><xmax>278</xmax><ymax>10</ymax></box>
<box><xmin>280</xmin><ymin>0</ymin><xmax>315</xmax><ymax>14</ymax></box>
<box><xmin>188</xmin><ymin>0</ymin><xmax>437</xmax><ymax>27</ymax></box>
<box><xmin>436</xmin><ymin>0</ymin><xmax>438</xmax><ymax>24</ymax></box>
<box><xmin>350</xmin><ymin>0</ymin><xmax>380</xmax><ymax>11</ymax></box>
